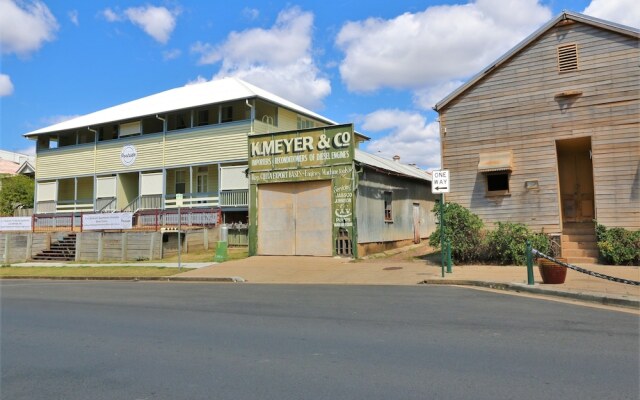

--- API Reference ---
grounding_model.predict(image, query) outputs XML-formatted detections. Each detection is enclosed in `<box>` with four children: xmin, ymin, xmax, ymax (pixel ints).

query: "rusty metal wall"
<box><xmin>356</xmin><ymin>169</ymin><xmax>437</xmax><ymax>244</ymax></box>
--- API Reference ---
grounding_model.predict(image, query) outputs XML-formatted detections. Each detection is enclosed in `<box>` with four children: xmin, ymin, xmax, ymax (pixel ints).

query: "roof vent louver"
<box><xmin>557</xmin><ymin>43</ymin><xmax>579</xmax><ymax>72</ymax></box>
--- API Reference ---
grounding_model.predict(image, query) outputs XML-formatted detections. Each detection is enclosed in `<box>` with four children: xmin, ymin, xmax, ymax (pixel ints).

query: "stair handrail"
<box><xmin>122</xmin><ymin>196</ymin><xmax>141</xmax><ymax>213</ymax></box>
<box><xmin>97</xmin><ymin>197</ymin><xmax>118</xmax><ymax>213</ymax></box>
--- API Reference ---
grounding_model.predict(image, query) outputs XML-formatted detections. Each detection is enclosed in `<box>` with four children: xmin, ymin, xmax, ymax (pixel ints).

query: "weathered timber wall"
<box><xmin>439</xmin><ymin>21</ymin><xmax>639</xmax><ymax>231</ymax></box>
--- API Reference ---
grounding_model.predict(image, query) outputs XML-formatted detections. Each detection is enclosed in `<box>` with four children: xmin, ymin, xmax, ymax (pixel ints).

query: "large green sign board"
<box><xmin>250</xmin><ymin>125</ymin><xmax>354</xmax><ymax>172</ymax></box>
<box><xmin>248</xmin><ymin>124</ymin><xmax>357</xmax><ymax>257</ymax></box>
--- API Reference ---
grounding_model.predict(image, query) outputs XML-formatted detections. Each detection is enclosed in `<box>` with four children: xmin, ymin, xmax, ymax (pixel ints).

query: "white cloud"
<box><xmin>162</xmin><ymin>48</ymin><xmax>181</xmax><ymax>61</ymax></box>
<box><xmin>41</xmin><ymin>114</ymin><xmax>81</xmax><ymax>125</ymax></box>
<box><xmin>124</xmin><ymin>5</ymin><xmax>178</xmax><ymax>44</ymax></box>
<box><xmin>0</xmin><ymin>0</ymin><xmax>59</xmax><ymax>56</ymax></box>
<box><xmin>361</xmin><ymin>109</ymin><xmax>441</xmax><ymax>170</ymax></box>
<box><xmin>185</xmin><ymin>75</ymin><xmax>208</xmax><ymax>86</ymax></box>
<box><xmin>583</xmin><ymin>0</ymin><xmax>640</xmax><ymax>28</ymax></box>
<box><xmin>68</xmin><ymin>9</ymin><xmax>79</xmax><ymax>26</ymax></box>
<box><xmin>102</xmin><ymin>8</ymin><xmax>121</xmax><ymax>22</ymax></box>
<box><xmin>191</xmin><ymin>7</ymin><xmax>330</xmax><ymax>110</ymax></box>
<box><xmin>336</xmin><ymin>0</ymin><xmax>551</xmax><ymax>97</ymax></box>
<box><xmin>413</xmin><ymin>80</ymin><xmax>465</xmax><ymax>110</ymax></box>
<box><xmin>242</xmin><ymin>7</ymin><xmax>259</xmax><ymax>20</ymax></box>
<box><xmin>0</xmin><ymin>73</ymin><xmax>14</xmax><ymax>96</ymax></box>
<box><xmin>103</xmin><ymin>5</ymin><xmax>179</xmax><ymax>44</ymax></box>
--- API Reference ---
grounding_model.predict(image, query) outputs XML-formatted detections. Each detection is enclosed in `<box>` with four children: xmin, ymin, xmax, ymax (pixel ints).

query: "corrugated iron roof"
<box><xmin>354</xmin><ymin>149</ymin><xmax>432</xmax><ymax>182</ymax></box>
<box><xmin>24</xmin><ymin>77</ymin><xmax>337</xmax><ymax>137</ymax></box>
<box><xmin>0</xmin><ymin>159</ymin><xmax>20</xmax><ymax>175</ymax></box>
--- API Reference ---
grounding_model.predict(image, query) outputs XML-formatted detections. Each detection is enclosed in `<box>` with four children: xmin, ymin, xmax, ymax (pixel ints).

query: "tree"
<box><xmin>0</xmin><ymin>175</ymin><xmax>34</xmax><ymax>216</ymax></box>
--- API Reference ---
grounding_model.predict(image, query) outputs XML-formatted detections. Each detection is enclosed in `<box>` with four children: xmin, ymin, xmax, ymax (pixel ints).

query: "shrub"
<box><xmin>485</xmin><ymin>222</ymin><xmax>550</xmax><ymax>265</ymax></box>
<box><xmin>0</xmin><ymin>175</ymin><xmax>34</xmax><ymax>216</ymax></box>
<box><xmin>428</xmin><ymin>202</ymin><xmax>484</xmax><ymax>263</ymax></box>
<box><xmin>595</xmin><ymin>224</ymin><xmax>640</xmax><ymax>266</ymax></box>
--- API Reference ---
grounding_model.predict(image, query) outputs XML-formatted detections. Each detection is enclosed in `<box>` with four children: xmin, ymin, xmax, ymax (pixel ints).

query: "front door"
<box><xmin>413</xmin><ymin>203</ymin><xmax>421</xmax><ymax>244</ymax></box>
<box><xmin>196</xmin><ymin>167</ymin><xmax>208</xmax><ymax>204</ymax></box>
<box><xmin>557</xmin><ymin>137</ymin><xmax>595</xmax><ymax>223</ymax></box>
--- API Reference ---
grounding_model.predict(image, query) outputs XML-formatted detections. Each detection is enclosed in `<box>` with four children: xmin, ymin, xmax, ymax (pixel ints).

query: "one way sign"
<box><xmin>432</xmin><ymin>169</ymin><xmax>450</xmax><ymax>194</ymax></box>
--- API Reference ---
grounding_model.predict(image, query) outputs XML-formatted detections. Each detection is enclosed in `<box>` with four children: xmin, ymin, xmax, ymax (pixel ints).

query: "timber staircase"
<box><xmin>32</xmin><ymin>233</ymin><xmax>77</xmax><ymax>261</ymax></box>
<box><xmin>562</xmin><ymin>222</ymin><xmax>598</xmax><ymax>264</ymax></box>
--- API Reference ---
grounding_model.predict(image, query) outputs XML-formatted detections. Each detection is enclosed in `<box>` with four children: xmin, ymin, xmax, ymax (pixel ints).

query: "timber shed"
<box><xmin>434</xmin><ymin>11</ymin><xmax>639</xmax><ymax>264</ymax></box>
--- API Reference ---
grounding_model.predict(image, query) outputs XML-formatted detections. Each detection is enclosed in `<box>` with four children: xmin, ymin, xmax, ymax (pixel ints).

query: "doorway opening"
<box><xmin>556</xmin><ymin>137</ymin><xmax>595</xmax><ymax>224</ymax></box>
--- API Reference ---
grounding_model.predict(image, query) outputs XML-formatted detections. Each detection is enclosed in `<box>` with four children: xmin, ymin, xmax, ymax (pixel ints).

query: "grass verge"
<box><xmin>160</xmin><ymin>247</ymin><xmax>249</xmax><ymax>263</ymax></box>
<box><xmin>0</xmin><ymin>266</ymin><xmax>193</xmax><ymax>278</ymax></box>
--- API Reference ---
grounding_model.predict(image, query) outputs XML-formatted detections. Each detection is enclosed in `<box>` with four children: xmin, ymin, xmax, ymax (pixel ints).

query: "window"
<box><xmin>383</xmin><ymin>191</ymin><xmax>393</xmax><ymax>222</ymax></box>
<box><xmin>221</xmin><ymin>106</ymin><xmax>233</xmax><ymax>123</ymax></box>
<box><xmin>175</xmin><ymin>170</ymin><xmax>186</xmax><ymax>194</ymax></box>
<box><xmin>77</xmin><ymin>128</ymin><xmax>95</xmax><ymax>144</ymax></box>
<box><xmin>196</xmin><ymin>167</ymin><xmax>208</xmax><ymax>193</ymax></box>
<box><xmin>168</xmin><ymin>112</ymin><xmax>190</xmax><ymax>131</ymax></box>
<box><xmin>142</xmin><ymin>117</ymin><xmax>163</xmax><ymax>134</ymax></box>
<box><xmin>58</xmin><ymin>133</ymin><xmax>76</xmax><ymax>147</ymax></box>
<box><xmin>557</xmin><ymin>43</ymin><xmax>578</xmax><ymax>73</ymax></box>
<box><xmin>486</xmin><ymin>173</ymin><xmax>510</xmax><ymax>196</ymax></box>
<box><xmin>197</xmin><ymin>110</ymin><xmax>209</xmax><ymax>126</ymax></box>
<box><xmin>99</xmin><ymin>125</ymin><xmax>118</xmax><ymax>141</ymax></box>
<box><xmin>297</xmin><ymin>116</ymin><xmax>315</xmax><ymax>130</ymax></box>
<box><xmin>119</xmin><ymin>121</ymin><xmax>141</xmax><ymax>137</ymax></box>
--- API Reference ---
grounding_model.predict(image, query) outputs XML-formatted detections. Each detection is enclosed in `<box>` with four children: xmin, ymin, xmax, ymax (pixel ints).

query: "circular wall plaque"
<box><xmin>120</xmin><ymin>145</ymin><xmax>137</xmax><ymax>166</ymax></box>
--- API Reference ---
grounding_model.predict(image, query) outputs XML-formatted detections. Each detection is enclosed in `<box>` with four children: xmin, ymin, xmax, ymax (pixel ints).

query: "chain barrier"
<box><xmin>532</xmin><ymin>249</ymin><xmax>640</xmax><ymax>286</ymax></box>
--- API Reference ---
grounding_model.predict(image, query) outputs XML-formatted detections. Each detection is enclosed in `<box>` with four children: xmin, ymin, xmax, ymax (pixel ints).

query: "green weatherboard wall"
<box><xmin>248</xmin><ymin>124</ymin><xmax>357</xmax><ymax>257</ymax></box>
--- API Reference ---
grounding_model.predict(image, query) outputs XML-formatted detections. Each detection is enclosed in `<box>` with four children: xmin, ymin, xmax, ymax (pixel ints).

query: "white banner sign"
<box><xmin>82</xmin><ymin>213</ymin><xmax>133</xmax><ymax>230</ymax></box>
<box><xmin>0</xmin><ymin>217</ymin><xmax>32</xmax><ymax>231</ymax></box>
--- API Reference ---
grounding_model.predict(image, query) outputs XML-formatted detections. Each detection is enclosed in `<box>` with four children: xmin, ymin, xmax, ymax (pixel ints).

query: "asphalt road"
<box><xmin>1</xmin><ymin>281</ymin><xmax>638</xmax><ymax>400</ymax></box>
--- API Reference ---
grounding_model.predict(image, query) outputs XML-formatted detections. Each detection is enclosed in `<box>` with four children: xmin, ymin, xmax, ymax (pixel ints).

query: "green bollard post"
<box><xmin>446</xmin><ymin>240</ymin><xmax>452</xmax><ymax>273</ymax></box>
<box><xmin>214</xmin><ymin>241</ymin><xmax>228</xmax><ymax>263</ymax></box>
<box><xmin>526</xmin><ymin>240</ymin><xmax>534</xmax><ymax>285</ymax></box>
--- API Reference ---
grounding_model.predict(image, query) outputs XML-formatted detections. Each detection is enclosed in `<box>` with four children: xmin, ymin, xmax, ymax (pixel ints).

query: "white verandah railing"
<box><xmin>220</xmin><ymin>190</ymin><xmax>248</xmax><ymax>207</ymax></box>
<box><xmin>35</xmin><ymin>189</ymin><xmax>248</xmax><ymax>215</ymax></box>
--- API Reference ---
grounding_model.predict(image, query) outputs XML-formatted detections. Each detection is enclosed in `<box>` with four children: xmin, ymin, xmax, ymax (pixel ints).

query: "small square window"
<box><xmin>197</xmin><ymin>110</ymin><xmax>209</xmax><ymax>126</ymax></box>
<box><xmin>486</xmin><ymin>173</ymin><xmax>510</xmax><ymax>196</ymax></box>
<box><xmin>383</xmin><ymin>191</ymin><xmax>393</xmax><ymax>222</ymax></box>
<box><xmin>221</xmin><ymin>106</ymin><xmax>233</xmax><ymax>123</ymax></box>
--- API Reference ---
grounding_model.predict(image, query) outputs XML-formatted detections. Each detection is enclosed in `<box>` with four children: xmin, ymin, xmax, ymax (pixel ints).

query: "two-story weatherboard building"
<box><xmin>434</xmin><ymin>11</ymin><xmax>639</xmax><ymax>263</ymax></box>
<box><xmin>23</xmin><ymin>77</ymin><xmax>436</xmax><ymax>258</ymax></box>
<box><xmin>24</xmin><ymin>77</ymin><xmax>337</xmax><ymax>222</ymax></box>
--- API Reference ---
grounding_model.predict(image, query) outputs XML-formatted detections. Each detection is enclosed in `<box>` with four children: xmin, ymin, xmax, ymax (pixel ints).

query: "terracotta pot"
<box><xmin>537</xmin><ymin>258</ymin><xmax>568</xmax><ymax>284</ymax></box>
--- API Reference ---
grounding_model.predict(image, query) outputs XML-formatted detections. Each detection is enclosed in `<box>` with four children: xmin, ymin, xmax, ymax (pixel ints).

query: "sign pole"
<box><xmin>432</xmin><ymin>169</ymin><xmax>449</xmax><ymax>278</ymax></box>
<box><xmin>178</xmin><ymin>206</ymin><xmax>181</xmax><ymax>271</ymax></box>
<box><xmin>176</xmin><ymin>193</ymin><xmax>183</xmax><ymax>271</ymax></box>
<box><xmin>440</xmin><ymin>192</ymin><xmax>445</xmax><ymax>278</ymax></box>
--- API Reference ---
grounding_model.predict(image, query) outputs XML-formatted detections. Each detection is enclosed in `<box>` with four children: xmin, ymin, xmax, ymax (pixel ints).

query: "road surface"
<box><xmin>1</xmin><ymin>280</ymin><xmax>638</xmax><ymax>399</ymax></box>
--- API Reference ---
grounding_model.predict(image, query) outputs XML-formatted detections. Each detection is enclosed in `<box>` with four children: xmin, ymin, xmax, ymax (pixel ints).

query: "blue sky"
<box><xmin>1</xmin><ymin>0</ymin><xmax>637</xmax><ymax>170</ymax></box>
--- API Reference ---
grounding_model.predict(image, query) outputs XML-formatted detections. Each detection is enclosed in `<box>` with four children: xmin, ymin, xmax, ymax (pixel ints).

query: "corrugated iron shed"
<box><xmin>354</xmin><ymin>149</ymin><xmax>432</xmax><ymax>182</ymax></box>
